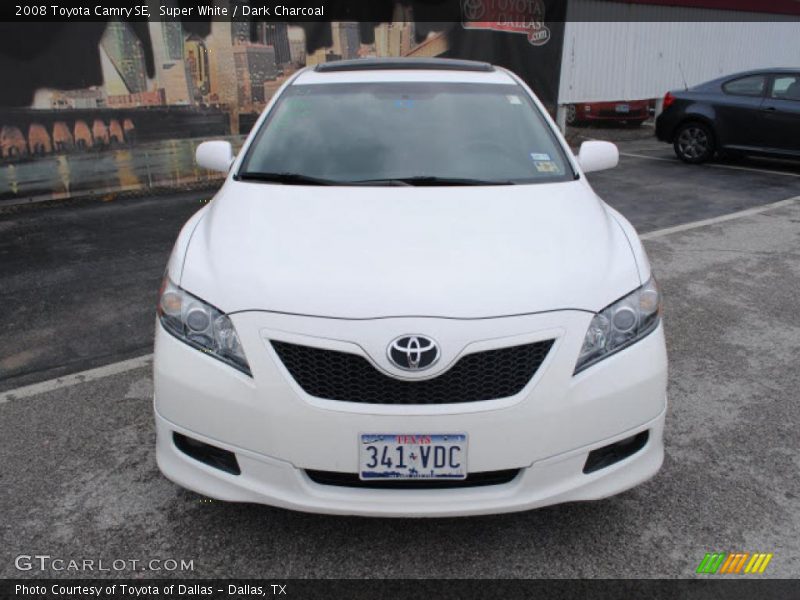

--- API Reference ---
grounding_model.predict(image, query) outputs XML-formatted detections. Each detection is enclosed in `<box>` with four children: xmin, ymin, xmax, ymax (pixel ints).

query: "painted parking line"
<box><xmin>619</xmin><ymin>151</ymin><xmax>800</xmax><ymax>178</ymax></box>
<box><xmin>640</xmin><ymin>196</ymin><xmax>800</xmax><ymax>240</ymax></box>
<box><xmin>0</xmin><ymin>354</ymin><xmax>153</xmax><ymax>404</ymax></box>
<box><xmin>1</xmin><ymin>194</ymin><xmax>798</xmax><ymax>403</ymax></box>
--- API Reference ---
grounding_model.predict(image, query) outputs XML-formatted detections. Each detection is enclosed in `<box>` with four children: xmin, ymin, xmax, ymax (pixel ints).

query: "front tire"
<box><xmin>673</xmin><ymin>122</ymin><xmax>715</xmax><ymax>163</ymax></box>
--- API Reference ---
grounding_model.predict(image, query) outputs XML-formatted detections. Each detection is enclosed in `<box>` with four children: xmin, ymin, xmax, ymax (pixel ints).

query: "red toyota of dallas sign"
<box><xmin>461</xmin><ymin>0</ymin><xmax>552</xmax><ymax>46</ymax></box>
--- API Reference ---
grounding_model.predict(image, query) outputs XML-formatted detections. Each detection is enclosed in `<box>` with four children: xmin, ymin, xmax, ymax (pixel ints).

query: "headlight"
<box><xmin>575</xmin><ymin>276</ymin><xmax>661</xmax><ymax>374</ymax></box>
<box><xmin>158</xmin><ymin>275</ymin><xmax>251</xmax><ymax>376</ymax></box>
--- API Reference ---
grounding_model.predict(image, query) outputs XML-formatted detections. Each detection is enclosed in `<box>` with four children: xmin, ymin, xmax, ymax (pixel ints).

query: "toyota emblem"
<box><xmin>387</xmin><ymin>335</ymin><xmax>440</xmax><ymax>371</ymax></box>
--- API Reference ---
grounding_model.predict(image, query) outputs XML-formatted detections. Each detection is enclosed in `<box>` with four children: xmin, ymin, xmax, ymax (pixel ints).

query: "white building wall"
<box><xmin>558</xmin><ymin>0</ymin><xmax>800</xmax><ymax>104</ymax></box>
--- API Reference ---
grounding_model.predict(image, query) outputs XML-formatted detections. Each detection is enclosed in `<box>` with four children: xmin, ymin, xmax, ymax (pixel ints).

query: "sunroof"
<box><xmin>314</xmin><ymin>58</ymin><xmax>495</xmax><ymax>73</ymax></box>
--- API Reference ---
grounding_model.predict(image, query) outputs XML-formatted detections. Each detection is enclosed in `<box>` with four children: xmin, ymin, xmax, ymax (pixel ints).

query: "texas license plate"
<box><xmin>615</xmin><ymin>103</ymin><xmax>630</xmax><ymax>113</ymax></box>
<box><xmin>359</xmin><ymin>434</ymin><xmax>467</xmax><ymax>480</ymax></box>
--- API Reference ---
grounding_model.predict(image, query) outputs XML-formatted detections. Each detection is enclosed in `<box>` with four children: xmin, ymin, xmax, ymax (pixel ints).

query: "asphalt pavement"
<box><xmin>1</xmin><ymin>137</ymin><xmax>799</xmax><ymax>578</ymax></box>
<box><xmin>0</xmin><ymin>190</ymin><xmax>210</xmax><ymax>390</ymax></box>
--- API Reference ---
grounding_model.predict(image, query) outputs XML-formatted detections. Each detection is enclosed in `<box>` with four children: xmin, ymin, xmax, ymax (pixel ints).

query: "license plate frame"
<box><xmin>359</xmin><ymin>433</ymin><xmax>468</xmax><ymax>481</ymax></box>
<box><xmin>615</xmin><ymin>103</ymin><xmax>631</xmax><ymax>113</ymax></box>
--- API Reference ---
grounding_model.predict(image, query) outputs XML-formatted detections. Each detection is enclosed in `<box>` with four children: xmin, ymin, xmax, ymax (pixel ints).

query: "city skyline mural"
<box><xmin>0</xmin><ymin>13</ymin><xmax>443</xmax><ymax>201</ymax></box>
<box><xmin>0</xmin><ymin>2</ymin><xmax>565</xmax><ymax>202</ymax></box>
<box><xmin>2</xmin><ymin>9</ymin><xmax>449</xmax><ymax>159</ymax></box>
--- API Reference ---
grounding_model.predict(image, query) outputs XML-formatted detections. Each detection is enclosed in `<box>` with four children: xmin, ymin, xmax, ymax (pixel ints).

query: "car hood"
<box><xmin>180</xmin><ymin>180</ymin><xmax>640</xmax><ymax>318</ymax></box>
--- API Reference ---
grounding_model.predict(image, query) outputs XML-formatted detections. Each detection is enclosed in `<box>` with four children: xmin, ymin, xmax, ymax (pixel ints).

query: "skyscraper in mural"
<box><xmin>374</xmin><ymin>4</ymin><xmax>415</xmax><ymax>57</ymax></box>
<box><xmin>262</xmin><ymin>23</ymin><xmax>292</xmax><ymax>65</ymax></box>
<box><xmin>288</xmin><ymin>27</ymin><xmax>307</xmax><ymax>65</ymax></box>
<box><xmin>185</xmin><ymin>34</ymin><xmax>211</xmax><ymax>100</ymax></box>
<box><xmin>148</xmin><ymin>13</ymin><xmax>193</xmax><ymax>105</ymax></box>
<box><xmin>100</xmin><ymin>21</ymin><xmax>148</xmax><ymax>95</ymax></box>
<box><xmin>230</xmin><ymin>1</ymin><xmax>252</xmax><ymax>45</ymax></box>
<box><xmin>334</xmin><ymin>22</ymin><xmax>361</xmax><ymax>60</ymax></box>
<box><xmin>205</xmin><ymin>20</ymin><xmax>237</xmax><ymax>107</ymax></box>
<box><xmin>306</xmin><ymin>22</ymin><xmax>361</xmax><ymax>64</ymax></box>
<box><xmin>233</xmin><ymin>45</ymin><xmax>277</xmax><ymax>109</ymax></box>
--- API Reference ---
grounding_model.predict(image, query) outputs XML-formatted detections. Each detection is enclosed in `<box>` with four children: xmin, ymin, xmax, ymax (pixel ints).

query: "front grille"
<box><xmin>305</xmin><ymin>469</ymin><xmax>521</xmax><ymax>489</ymax></box>
<box><xmin>270</xmin><ymin>339</ymin><xmax>553</xmax><ymax>405</ymax></box>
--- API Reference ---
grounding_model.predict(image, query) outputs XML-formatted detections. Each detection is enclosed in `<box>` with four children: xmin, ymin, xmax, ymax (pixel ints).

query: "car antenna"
<box><xmin>677</xmin><ymin>62</ymin><xmax>689</xmax><ymax>91</ymax></box>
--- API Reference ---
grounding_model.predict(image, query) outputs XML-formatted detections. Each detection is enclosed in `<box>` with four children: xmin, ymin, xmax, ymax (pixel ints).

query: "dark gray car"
<box><xmin>655</xmin><ymin>68</ymin><xmax>800</xmax><ymax>163</ymax></box>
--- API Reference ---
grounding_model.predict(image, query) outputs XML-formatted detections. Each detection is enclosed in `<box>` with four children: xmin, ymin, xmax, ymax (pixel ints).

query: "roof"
<box><xmin>693</xmin><ymin>67</ymin><xmax>800</xmax><ymax>90</ymax></box>
<box><xmin>721</xmin><ymin>67</ymin><xmax>799</xmax><ymax>77</ymax></box>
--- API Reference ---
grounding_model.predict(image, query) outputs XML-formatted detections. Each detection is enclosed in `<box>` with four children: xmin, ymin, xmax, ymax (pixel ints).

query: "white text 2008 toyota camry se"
<box><xmin>154</xmin><ymin>58</ymin><xmax>667</xmax><ymax>517</ymax></box>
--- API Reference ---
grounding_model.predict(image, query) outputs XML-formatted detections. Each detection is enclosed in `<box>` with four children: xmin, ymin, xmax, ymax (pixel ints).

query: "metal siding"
<box><xmin>559</xmin><ymin>0</ymin><xmax>800</xmax><ymax>103</ymax></box>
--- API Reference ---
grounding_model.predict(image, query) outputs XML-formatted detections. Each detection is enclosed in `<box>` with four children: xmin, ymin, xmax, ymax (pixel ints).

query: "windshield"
<box><xmin>238</xmin><ymin>82</ymin><xmax>575</xmax><ymax>186</ymax></box>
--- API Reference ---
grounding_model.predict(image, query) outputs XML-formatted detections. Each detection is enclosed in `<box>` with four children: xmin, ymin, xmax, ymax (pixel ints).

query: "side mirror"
<box><xmin>577</xmin><ymin>141</ymin><xmax>619</xmax><ymax>173</ymax></box>
<box><xmin>196</xmin><ymin>141</ymin><xmax>234</xmax><ymax>173</ymax></box>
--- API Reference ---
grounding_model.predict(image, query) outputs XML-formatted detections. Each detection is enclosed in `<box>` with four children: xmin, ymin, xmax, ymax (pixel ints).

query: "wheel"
<box><xmin>673</xmin><ymin>122</ymin><xmax>715</xmax><ymax>163</ymax></box>
<box><xmin>566</xmin><ymin>104</ymin><xmax>579</xmax><ymax>126</ymax></box>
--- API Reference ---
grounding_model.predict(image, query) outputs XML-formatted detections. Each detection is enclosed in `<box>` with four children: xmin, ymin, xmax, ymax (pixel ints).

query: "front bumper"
<box><xmin>154</xmin><ymin>310</ymin><xmax>668</xmax><ymax>517</ymax></box>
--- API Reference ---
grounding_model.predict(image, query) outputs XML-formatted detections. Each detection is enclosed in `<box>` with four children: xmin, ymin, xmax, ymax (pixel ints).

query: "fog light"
<box><xmin>173</xmin><ymin>432</ymin><xmax>241</xmax><ymax>475</ymax></box>
<box><xmin>583</xmin><ymin>430</ymin><xmax>649</xmax><ymax>474</ymax></box>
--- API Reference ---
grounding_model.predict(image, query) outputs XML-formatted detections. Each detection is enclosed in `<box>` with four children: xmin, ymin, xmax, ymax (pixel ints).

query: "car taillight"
<box><xmin>663</xmin><ymin>92</ymin><xmax>675</xmax><ymax>110</ymax></box>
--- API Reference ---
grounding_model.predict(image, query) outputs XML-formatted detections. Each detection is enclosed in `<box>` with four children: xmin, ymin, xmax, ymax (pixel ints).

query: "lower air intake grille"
<box><xmin>305</xmin><ymin>469</ymin><xmax>521</xmax><ymax>489</ymax></box>
<box><xmin>270</xmin><ymin>339</ymin><xmax>553</xmax><ymax>405</ymax></box>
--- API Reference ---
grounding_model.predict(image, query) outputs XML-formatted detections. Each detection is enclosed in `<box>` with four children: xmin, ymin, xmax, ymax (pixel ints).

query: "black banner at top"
<box><xmin>2</xmin><ymin>0</ymin><xmax>800</xmax><ymax>22</ymax></box>
<box><xmin>3</xmin><ymin>0</ymin><xmax>564</xmax><ymax>23</ymax></box>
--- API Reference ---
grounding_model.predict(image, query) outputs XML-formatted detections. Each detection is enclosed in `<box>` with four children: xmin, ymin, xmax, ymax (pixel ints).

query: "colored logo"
<box><xmin>461</xmin><ymin>0</ymin><xmax>551</xmax><ymax>46</ymax></box>
<box><xmin>696</xmin><ymin>552</ymin><xmax>773</xmax><ymax>574</ymax></box>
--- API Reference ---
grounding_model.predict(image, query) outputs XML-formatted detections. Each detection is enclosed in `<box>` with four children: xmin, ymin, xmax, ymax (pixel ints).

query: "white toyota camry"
<box><xmin>154</xmin><ymin>58</ymin><xmax>667</xmax><ymax>517</ymax></box>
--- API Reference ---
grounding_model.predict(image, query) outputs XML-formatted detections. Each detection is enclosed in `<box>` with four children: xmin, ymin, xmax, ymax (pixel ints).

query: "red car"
<box><xmin>567</xmin><ymin>100</ymin><xmax>652</xmax><ymax>127</ymax></box>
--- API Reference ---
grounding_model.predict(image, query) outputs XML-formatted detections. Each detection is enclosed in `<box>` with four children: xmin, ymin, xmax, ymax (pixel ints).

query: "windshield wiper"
<box><xmin>236</xmin><ymin>172</ymin><xmax>337</xmax><ymax>185</ymax></box>
<box><xmin>237</xmin><ymin>172</ymin><xmax>516</xmax><ymax>187</ymax></box>
<box><xmin>350</xmin><ymin>176</ymin><xmax>515</xmax><ymax>186</ymax></box>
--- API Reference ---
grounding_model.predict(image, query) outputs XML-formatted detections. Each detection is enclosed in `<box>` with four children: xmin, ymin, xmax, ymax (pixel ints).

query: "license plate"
<box><xmin>615</xmin><ymin>104</ymin><xmax>630</xmax><ymax>113</ymax></box>
<box><xmin>359</xmin><ymin>433</ymin><xmax>467</xmax><ymax>480</ymax></box>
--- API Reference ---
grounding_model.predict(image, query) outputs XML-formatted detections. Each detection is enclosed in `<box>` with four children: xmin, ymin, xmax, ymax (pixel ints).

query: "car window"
<box><xmin>771</xmin><ymin>75</ymin><xmax>800</xmax><ymax>101</ymax></box>
<box><xmin>239</xmin><ymin>82</ymin><xmax>574</xmax><ymax>185</ymax></box>
<box><xmin>722</xmin><ymin>75</ymin><xmax>766</xmax><ymax>97</ymax></box>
